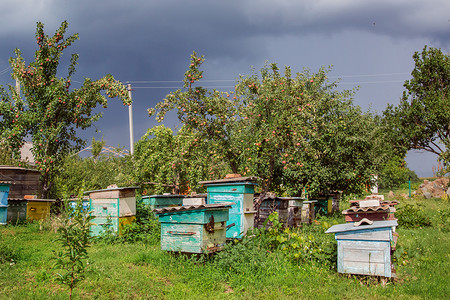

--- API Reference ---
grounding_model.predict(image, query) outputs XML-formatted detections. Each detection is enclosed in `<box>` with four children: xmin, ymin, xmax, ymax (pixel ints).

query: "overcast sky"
<box><xmin>1</xmin><ymin>0</ymin><xmax>449</xmax><ymax>177</ymax></box>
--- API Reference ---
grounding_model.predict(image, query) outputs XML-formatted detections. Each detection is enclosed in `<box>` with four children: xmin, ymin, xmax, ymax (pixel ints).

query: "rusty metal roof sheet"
<box><xmin>342</xmin><ymin>205</ymin><xmax>390</xmax><ymax>214</ymax></box>
<box><xmin>154</xmin><ymin>202</ymin><xmax>234</xmax><ymax>214</ymax></box>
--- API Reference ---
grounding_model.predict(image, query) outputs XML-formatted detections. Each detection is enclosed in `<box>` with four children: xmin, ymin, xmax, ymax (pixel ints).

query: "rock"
<box><xmin>388</xmin><ymin>191</ymin><xmax>395</xmax><ymax>198</ymax></box>
<box><xmin>401</xmin><ymin>193</ymin><xmax>409</xmax><ymax>199</ymax></box>
<box><xmin>421</xmin><ymin>187</ymin><xmax>428</xmax><ymax>193</ymax></box>
<box><xmin>423</xmin><ymin>191</ymin><xmax>432</xmax><ymax>199</ymax></box>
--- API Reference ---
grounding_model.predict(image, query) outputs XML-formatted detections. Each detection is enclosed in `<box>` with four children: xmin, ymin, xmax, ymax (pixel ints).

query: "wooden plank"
<box><xmin>158</xmin><ymin>209</ymin><xmax>229</xmax><ymax>224</ymax></box>
<box><xmin>160</xmin><ymin>223</ymin><xmax>203</xmax><ymax>253</ymax></box>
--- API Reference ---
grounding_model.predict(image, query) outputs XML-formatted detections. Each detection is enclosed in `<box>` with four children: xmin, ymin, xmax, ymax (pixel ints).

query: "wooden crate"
<box><xmin>205</xmin><ymin>182</ymin><xmax>256</xmax><ymax>239</ymax></box>
<box><xmin>326</xmin><ymin>220</ymin><xmax>398</xmax><ymax>277</ymax></box>
<box><xmin>155</xmin><ymin>203</ymin><xmax>232</xmax><ymax>254</ymax></box>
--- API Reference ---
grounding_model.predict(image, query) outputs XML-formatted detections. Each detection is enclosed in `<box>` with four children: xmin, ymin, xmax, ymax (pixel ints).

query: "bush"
<box><xmin>396</xmin><ymin>203</ymin><xmax>432</xmax><ymax>228</ymax></box>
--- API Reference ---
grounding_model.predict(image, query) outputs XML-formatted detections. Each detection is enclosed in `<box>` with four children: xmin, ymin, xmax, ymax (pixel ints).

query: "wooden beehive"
<box><xmin>200</xmin><ymin>177</ymin><xmax>257</xmax><ymax>239</ymax></box>
<box><xmin>154</xmin><ymin>203</ymin><xmax>233</xmax><ymax>254</ymax></box>
<box><xmin>86</xmin><ymin>186</ymin><xmax>139</xmax><ymax>236</ymax></box>
<box><xmin>326</xmin><ymin>220</ymin><xmax>398</xmax><ymax>278</ymax></box>
<box><xmin>7</xmin><ymin>198</ymin><xmax>56</xmax><ymax>223</ymax></box>
<box><xmin>0</xmin><ymin>182</ymin><xmax>10</xmax><ymax>225</ymax></box>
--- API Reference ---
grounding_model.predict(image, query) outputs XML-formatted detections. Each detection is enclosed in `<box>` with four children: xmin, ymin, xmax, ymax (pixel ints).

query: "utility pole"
<box><xmin>127</xmin><ymin>83</ymin><xmax>134</xmax><ymax>155</ymax></box>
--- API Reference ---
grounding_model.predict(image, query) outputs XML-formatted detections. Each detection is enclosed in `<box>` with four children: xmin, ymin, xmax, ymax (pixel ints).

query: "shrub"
<box><xmin>396</xmin><ymin>203</ymin><xmax>432</xmax><ymax>229</ymax></box>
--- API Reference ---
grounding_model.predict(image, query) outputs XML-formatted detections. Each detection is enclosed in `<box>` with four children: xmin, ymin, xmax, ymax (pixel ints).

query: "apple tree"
<box><xmin>0</xmin><ymin>21</ymin><xmax>131</xmax><ymax>197</ymax></box>
<box><xmin>148</xmin><ymin>51</ymin><xmax>244</xmax><ymax>174</ymax></box>
<box><xmin>235</xmin><ymin>64</ymin><xmax>379</xmax><ymax>199</ymax></box>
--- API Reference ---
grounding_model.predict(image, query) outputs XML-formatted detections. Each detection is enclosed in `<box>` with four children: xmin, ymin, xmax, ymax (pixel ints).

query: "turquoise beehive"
<box><xmin>0</xmin><ymin>182</ymin><xmax>11</xmax><ymax>225</ymax></box>
<box><xmin>200</xmin><ymin>177</ymin><xmax>258</xmax><ymax>239</ymax></box>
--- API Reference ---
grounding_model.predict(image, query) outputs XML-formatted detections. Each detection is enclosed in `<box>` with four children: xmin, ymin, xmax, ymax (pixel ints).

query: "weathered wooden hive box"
<box><xmin>257</xmin><ymin>196</ymin><xmax>303</xmax><ymax>228</ymax></box>
<box><xmin>7</xmin><ymin>197</ymin><xmax>56</xmax><ymax>223</ymax></box>
<box><xmin>326</xmin><ymin>220</ymin><xmax>398</xmax><ymax>278</ymax></box>
<box><xmin>0</xmin><ymin>182</ymin><xmax>11</xmax><ymax>225</ymax></box>
<box><xmin>0</xmin><ymin>166</ymin><xmax>41</xmax><ymax>198</ymax></box>
<box><xmin>154</xmin><ymin>203</ymin><xmax>233</xmax><ymax>254</ymax></box>
<box><xmin>86</xmin><ymin>186</ymin><xmax>139</xmax><ymax>236</ymax></box>
<box><xmin>200</xmin><ymin>177</ymin><xmax>257</xmax><ymax>239</ymax></box>
<box><xmin>142</xmin><ymin>194</ymin><xmax>185</xmax><ymax>210</ymax></box>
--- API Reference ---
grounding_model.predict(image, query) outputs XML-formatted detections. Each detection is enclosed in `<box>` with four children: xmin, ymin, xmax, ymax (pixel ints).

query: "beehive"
<box><xmin>326</xmin><ymin>220</ymin><xmax>398</xmax><ymax>277</ymax></box>
<box><xmin>6</xmin><ymin>198</ymin><xmax>56</xmax><ymax>223</ymax></box>
<box><xmin>154</xmin><ymin>203</ymin><xmax>232</xmax><ymax>253</ymax></box>
<box><xmin>0</xmin><ymin>182</ymin><xmax>10</xmax><ymax>225</ymax></box>
<box><xmin>86</xmin><ymin>186</ymin><xmax>139</xmax><ymax>236</ymax></box>
<box><xmin>200</xmin><ymin>177</ymin><xmax>257</xmax><ymax>239</ymax></box>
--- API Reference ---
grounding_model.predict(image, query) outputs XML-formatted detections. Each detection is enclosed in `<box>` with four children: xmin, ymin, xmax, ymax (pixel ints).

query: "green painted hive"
<box><xmin>200</xmin><ymin>177</ymin><xmax>258</xmax><ymax>239</ymax></box>
<box><xmin>154</xmin><ymin>203</ymin><xmax>233</xmax><ymax>254</ymax></box>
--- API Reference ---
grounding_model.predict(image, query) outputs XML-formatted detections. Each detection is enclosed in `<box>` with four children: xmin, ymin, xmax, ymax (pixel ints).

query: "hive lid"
<box><xmin>142</xmin><ymin>194</ymin><xmax>186</xmax><ymax>199</ymax></box>
<box><xmin>325</xmin><ymin>220</ymin><xmax>398</xmax><ymax>234</ymax></box>
<box><xmin>199</xmin><ymin>176</ymin><xmax>259</xmax><ymax>185</ymax></box>
<box><xmin>154</xmin><ymin>202</ymin><xmax>234</xmax><ymax>214</ymax></box>
<box><xmin>84</xmin><ymin>186</ymin><xmax>140</xmax><ymax>194</ymax></box>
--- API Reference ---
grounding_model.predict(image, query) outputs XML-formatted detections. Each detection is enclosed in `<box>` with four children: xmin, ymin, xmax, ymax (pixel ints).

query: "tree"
<box><xmin>150</xmin><ymin>53</ymin><xmax>380</xmax><ymax>200</ymax></box>
<box><xmin>0</xmin><ymin>21</ymin><xmax>131</xmax><ymax>197</ymax></box>
<box><xmin>384</xmin><ymin>46</ymin><xmax>449</xmax><ymax>172</ymax></box>
<box><xmin>133</xmin><ymin>125</ymin><xmax>229</xmax><ymax>194</ymax></box>
<box><xmin>235</xmin><ymin>64</ymin><xmax>379</xmax><ymax>197</ymax></box>
<box><xmin>149</xmin><ymin>51</ymin><xmax>244</xmax><ymax>174</ymax></box>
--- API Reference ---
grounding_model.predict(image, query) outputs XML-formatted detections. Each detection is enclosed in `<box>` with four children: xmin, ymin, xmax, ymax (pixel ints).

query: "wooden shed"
<box><xmin>326</xmin><ymin>220</ymin><xmax>398</xmax><ymax>278</ymax></box>
<box><xmin>86</xmin><ymin>186</ymin><xmax>139</xmax><ymax>236</ymax></box>
<box><xmin>200</xmin><ymin>177</ymin><xmax>258</xmax><ymax>239</ymax></box>
<box><xmin>0</xmin><ymin>166</ymin><xmax>41</xmax><ymax>198</ymax></box>
<box><xmin>154</xmin><ymin>203</ymin><xmax>233</xmax><ymax>254</ymax></box>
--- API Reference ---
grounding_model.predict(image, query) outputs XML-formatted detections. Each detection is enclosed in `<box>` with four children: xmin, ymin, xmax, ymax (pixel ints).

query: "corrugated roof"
<box><xmin>342</xmin><ymin>205</ymin><xmax>390</xmax><ymax>214</ymax></box>
<box><xmin>154</xmin><ymin>202</ymin><xmax>234</xmax><ymax>214</ymax></box>
<box><xmin>325</xmin><ymin>220</ymin><xmax>398</xmax><ymax>234</ymax></box>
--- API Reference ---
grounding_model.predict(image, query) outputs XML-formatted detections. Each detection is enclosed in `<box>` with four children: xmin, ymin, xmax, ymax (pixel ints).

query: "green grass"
<box><xmin>1</xmin><ymin>196</ymin><xmax>449</xmax><ymax>299</ymax></box>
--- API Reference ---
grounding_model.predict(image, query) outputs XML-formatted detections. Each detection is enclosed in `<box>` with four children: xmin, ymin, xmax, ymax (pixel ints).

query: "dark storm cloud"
<box><xmin>0</xmin><ymin>0</ymin><xmax>448</xmax><ymax>176</ymax></box>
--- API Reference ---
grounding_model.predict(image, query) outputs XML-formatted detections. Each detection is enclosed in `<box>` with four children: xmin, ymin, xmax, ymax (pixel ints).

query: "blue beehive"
<box><xmin>326</xmin><ymin>220</ymin><xmax>398</xmax><ymax>278</ymax></box>
<box><xmin>0</xmin><ymin>182</ymin><xmax>11</xmax><ymax>225</ymax></box>
<box><xmin>154</xmin><ymin>203</ymin><xmax>233</xmax><ymax>253</ymax></box>
<box><xmin>200</xmin><ymin>177</ymin><xmax>258</xmax><ymax>239</ymax></box>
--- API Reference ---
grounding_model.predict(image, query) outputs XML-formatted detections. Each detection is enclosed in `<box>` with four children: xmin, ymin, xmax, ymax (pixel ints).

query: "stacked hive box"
<box><xmin>142</xmin><ymin>194</ymin><xmax>185</xmax><ymax>210</ymax></box>
<box><xmin>154</xmin><ymin>203</ymin><xmax>233</xmax><ymax>253</ymax></box>
<box><xmin>0</xmin><ymin>182</ymin><xmax>10</xmax><ymax>225</ymax></box>
<box><xmin>86</xmin><ymin>186</ymin><xmax>138</xmax><ymax>236</ymax></box>
<box><xmin>200</xmin><ymin>177</ymin><xmax>257</xmax><ymax>239</ymax></box>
